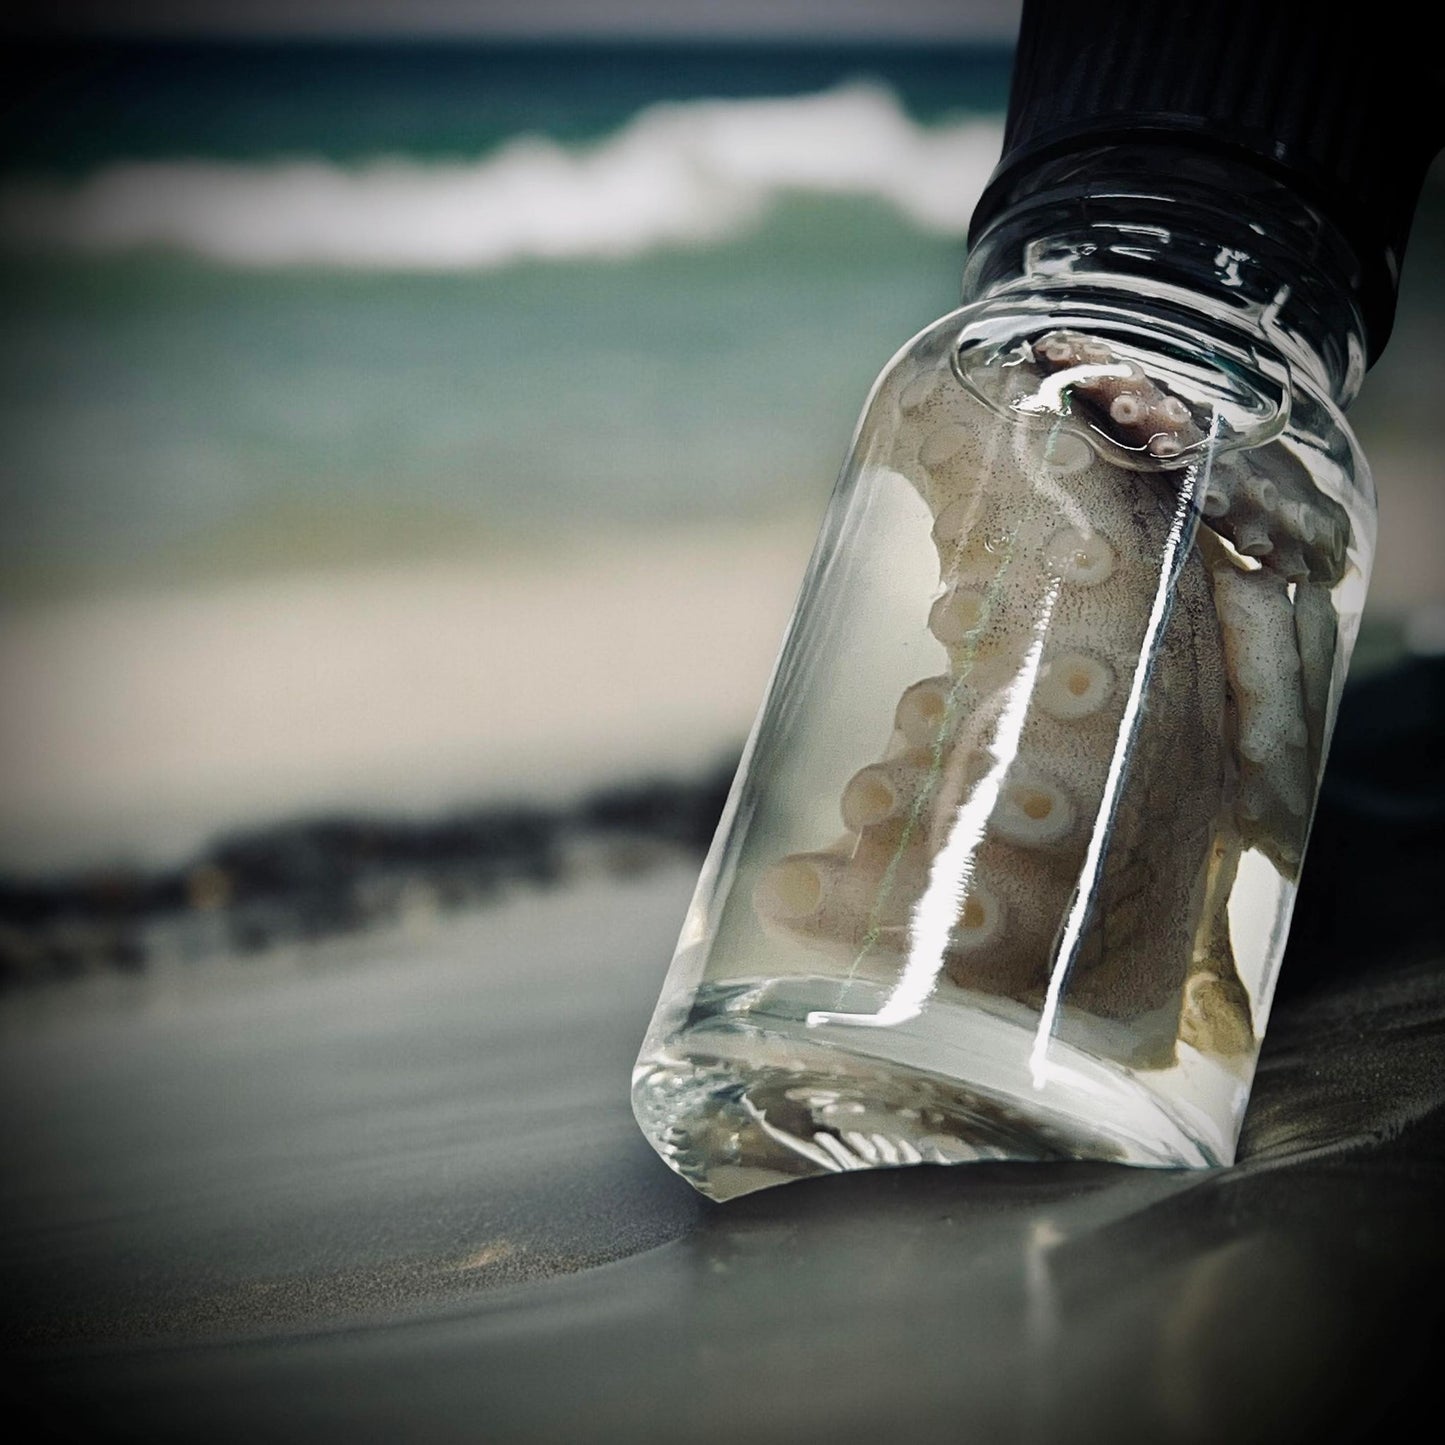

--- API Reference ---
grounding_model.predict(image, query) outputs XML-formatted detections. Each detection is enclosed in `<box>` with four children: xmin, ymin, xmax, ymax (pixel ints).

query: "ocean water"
<box><xmin>0</xmin><ymin>42</ymin><xmax>1009</xmax><ymax>603</ymax></box>
<box><xmin>0</xmin><ymin>41</ymin><xmax>1439</xmax><ymax>872</ymax></box>
<box><xmin>2</xmin><ymin>40</ymin><xmax>1441</xmax><ymax>609</ymax></box>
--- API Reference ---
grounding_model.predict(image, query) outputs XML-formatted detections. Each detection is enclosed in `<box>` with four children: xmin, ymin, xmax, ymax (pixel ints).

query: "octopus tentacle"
<box><xmin>1204</xmin><ymin>448</ymin><xmax>1350</xmax><ymax>585</ymax></box>
<box><xmin>755</xmin><ymin>332</ymin><xmax>1232</xmax><ymax>1064</ymax></box>
<box><xmin>753</xmin><ymin>328</ymin><xmax>1344</xmax><ymax>1068</ymax></box>
<box><xmin>1179</xmin><ymin>829</ymin><xmax>1255</xmax><ymax>1059</ymax></box>
<box><xmin>1208</xmin><ymin>557</ymin><xmax>1313</xmax><ymax>875</ymax></box>
<box><xmin>1032</xmin><ymin>330</ymin><xmax>1350</xmax><ymax>584</ymax></box>
<box><xmin>1292</xmin><ymin>578</ymin><xmax>1341</xmax><ymax>777</ymax></box>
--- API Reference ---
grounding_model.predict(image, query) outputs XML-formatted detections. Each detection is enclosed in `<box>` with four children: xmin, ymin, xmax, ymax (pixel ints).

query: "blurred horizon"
<box><xmin>0</xmin><ymin>25</ymin><xmax>1441</xmax><ymax>876</ymax></box>
<box><xmin>0</xmin><ymin>41</ymin><xmax>1009</xmax><ymax>612</ymax></box>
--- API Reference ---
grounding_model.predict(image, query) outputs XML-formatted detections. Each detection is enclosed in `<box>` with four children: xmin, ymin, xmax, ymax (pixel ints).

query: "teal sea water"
<box><xmin>0</xmin><ymin>43</ymin><xmax>1011</xmax><ymax>603</ymax></box>
<box><xmin>0</xmin><ymin>41</ymin><xmax>1439</xmax><ymax>870</ymax></box>
<box><xmin>1</xmin><ymin>43</ymin><xmax>1012</xmax><ymax>170</ymax></box>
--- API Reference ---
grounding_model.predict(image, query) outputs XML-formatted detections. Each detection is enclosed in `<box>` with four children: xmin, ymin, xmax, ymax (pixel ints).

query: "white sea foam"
<box><xmin>0</xmin><ymin>84</ymin><xmax>1002</xmax><ymax>270</ymax></box>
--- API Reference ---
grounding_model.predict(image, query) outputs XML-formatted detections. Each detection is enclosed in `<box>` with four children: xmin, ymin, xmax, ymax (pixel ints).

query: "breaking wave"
<box><xmin>0</xmin><ymin>84</ymin><xmax>1002</xmax><ymax>271</ymax></box>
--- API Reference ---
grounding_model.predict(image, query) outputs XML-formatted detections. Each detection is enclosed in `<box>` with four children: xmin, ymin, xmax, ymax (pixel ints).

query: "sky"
<box><xmin>6</xmin><ymin>1</ymin><xmax>1024</xmax><ymax>41</ymax></box>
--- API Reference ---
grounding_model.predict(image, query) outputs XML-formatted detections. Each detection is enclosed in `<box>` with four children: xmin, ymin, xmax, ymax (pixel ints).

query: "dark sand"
<box><xmin>1</xmin><ymin>661</ymin><xmax>1442</xmax><ymax>1443</ymax></box>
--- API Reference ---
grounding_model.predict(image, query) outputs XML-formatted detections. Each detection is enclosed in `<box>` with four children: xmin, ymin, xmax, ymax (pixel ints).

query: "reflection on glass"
<box><xmin>635</xmin><ymin>304</ymin><xmax>1372</xmax><ymax>1201</ymax></box>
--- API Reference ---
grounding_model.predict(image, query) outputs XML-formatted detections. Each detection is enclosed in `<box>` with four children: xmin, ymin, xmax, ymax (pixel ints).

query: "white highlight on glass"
<box><xmin>1028</xmin><ymin>448</ymin><xmax>1210</xmax><ymax>1088</ymax></box>
<box><xmin>809</xmin><ymin>577</ymin><xmax>1061</xmax><ymax>1030</ymax></box>
<box><xmin>1013</xmin><ymin>362</ymin><xmax>1132</xmax><ymax>419</ymax></box>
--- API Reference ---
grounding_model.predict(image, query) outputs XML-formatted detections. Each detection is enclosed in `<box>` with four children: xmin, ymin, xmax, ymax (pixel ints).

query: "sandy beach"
<box><xmin>0</xmin><ymin>521</ymin><xmax>815</xmax><ymax>873</ymax></box>
<box><xmin>3</xmin><ymin>847</ymin><xmax>1440</xmax><ymax>1440</ymax></box>
<box><xmin>3</xmin><ymin>484</ymin><xmax>1439</xmax><ymax>879</ymax></box>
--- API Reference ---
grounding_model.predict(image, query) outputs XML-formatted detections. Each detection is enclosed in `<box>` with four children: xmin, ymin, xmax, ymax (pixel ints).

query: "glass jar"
<box><xmin>633</xmin><ymin>153</ymin><xmax>1377</xmax><ymax>1201</ymax></box>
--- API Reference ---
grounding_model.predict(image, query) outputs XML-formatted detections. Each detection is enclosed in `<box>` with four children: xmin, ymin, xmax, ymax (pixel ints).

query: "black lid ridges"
<box><xmin>971</xmin><ymin>0</ymin><xmax>1445</xmax><ymax>361</ymax></box>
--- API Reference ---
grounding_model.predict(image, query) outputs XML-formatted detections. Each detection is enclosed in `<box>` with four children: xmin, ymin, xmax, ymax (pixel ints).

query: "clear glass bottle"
<box><xmin>632</xmin><ymin>146</ymin><xmax>1384</xmax><ymax>1201</ymax></box>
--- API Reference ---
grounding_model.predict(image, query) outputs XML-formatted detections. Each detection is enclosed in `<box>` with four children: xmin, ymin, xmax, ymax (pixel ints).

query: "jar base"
<box><xmin>632</xmin><ymin>977</ymin><xmax>1235</xmax><ymax>1201</ymax></box>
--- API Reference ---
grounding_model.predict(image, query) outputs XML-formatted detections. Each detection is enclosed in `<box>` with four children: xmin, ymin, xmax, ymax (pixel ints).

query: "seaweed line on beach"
<box><xmin>0</xmin><ymin>754</ymin><xmax>741</xmax><ymax>988</ymax></box>
<box><xmin>1</xmin><ymin>655</ymin><xmax>1441</xmax><ymax>995</ymax></box>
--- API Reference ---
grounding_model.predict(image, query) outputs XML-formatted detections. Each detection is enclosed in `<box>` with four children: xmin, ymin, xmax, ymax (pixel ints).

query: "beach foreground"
<box><xmin>1</xmin><ymin>861</ymin><xmax>1439</xmax><ymax>1442</ymax></box>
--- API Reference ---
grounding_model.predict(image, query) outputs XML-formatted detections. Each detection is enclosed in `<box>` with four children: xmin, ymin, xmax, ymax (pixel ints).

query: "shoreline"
<box><xmin>0</xmin><ymin>759</ymin><xmax>735</xmax><ymax>990</ymax></box>
<box><xmin>0</xmin><ymin>521</ymin><xmax>814</xmax><ymax>875</ymax></box>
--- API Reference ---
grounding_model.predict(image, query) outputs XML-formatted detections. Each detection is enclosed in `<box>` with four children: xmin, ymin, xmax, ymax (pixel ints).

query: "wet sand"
<box><xmin>0</xmin><ymin>864</ymin><xmax>1440</xmax><ymax>1444</ymax></box>
<box><xmin>1</xmin><ymin>568</ymin><xmax>1441</xmax><ymax>1444</ymax></box>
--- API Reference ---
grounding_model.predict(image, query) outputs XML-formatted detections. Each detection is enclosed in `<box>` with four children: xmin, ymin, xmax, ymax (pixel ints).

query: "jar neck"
<box><xmin>962</xmin><ymin>147</ymin><xmax>1368</xmax><ymax>409</ymax></box>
